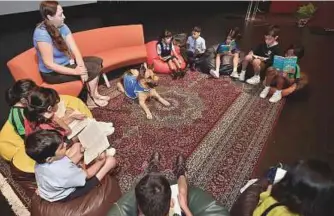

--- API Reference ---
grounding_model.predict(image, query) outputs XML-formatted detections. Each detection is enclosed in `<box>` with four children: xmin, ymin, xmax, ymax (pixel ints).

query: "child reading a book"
<box><xmin>24</xmin><ymin>87</ymin><xmax>81</xmax><ymax>137</ymax></box>
<box><xmin>240</xmin><ymin>25</ymin><xmax>281</xmax><ymax>84</ymax></box>
<box><xmin>186</xmin><ymin>26</ymin><xmax>206</xmax><ymax>71</ymax></box>
<box><xmin>135</xmin><ymin>153</ymin><xmax>192</xmax><ymax>216</ymax></box>
<box><xmin>252</xmin><ymin>160</ymin><xmax>334</xmax><ymax>216</ymax></box>
<box><xmin>157</xmin><ymin>29</ymin><xmax>185</xmax><ymax>78</ymax></box>
<box><xmin>5</xmin><ymin>79</ymin><xmax>38</xmax><ymax>139</ymax></box>
<box><xmin>210</xmin><ymin>27</ymin><xmax>242</xmax><ymax>79</ymax></box>
<box><xmin>25</xmin><ymin>129</ymin><xmax>117</xmax><ymax>202</ymax></box>
<box><xmin>260</xmin><ymin>44</ymin><xmax>304</xmax><ymax>103</ymax></box>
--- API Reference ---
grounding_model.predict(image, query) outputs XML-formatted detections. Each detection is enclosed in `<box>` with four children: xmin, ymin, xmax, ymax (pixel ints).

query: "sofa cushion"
<box><xmin>31</xmin><ymin>175</ymin><xmax>122</xmax><ymax>216</ymax></box>
<box><xmin>145</xmin><ymin>40</ymin><xmax>186</xmax><ymax>74</ymax></box>
<box><xmin>107</xmin><ymin>186</ymin><xmax>229</xmax><ymax>216</ymax></box>
<box><xmin>73</xmin><ymin>25</ymin><xmax>145</xmax><ymax>56</ymax></box>
<box><xmin>41</xmin><ymin>81</ymin><xmax>83</xmax><ymax>98</ymax></box>
<box><xmin>96</xmin><ymin>45</ymin><xmax>147</xmax><ymax>72</ymax></box>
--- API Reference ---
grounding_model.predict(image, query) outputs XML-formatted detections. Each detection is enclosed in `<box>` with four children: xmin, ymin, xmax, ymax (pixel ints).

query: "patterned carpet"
<box><xmin>94</xmin><ymin>71</ymin><xmax>285</xmax><ymax>207</ymax></box>
<box><xmin>0</xmin><ymin>72</ymin><xmax>285</xmax><ymax>214</ymax></box>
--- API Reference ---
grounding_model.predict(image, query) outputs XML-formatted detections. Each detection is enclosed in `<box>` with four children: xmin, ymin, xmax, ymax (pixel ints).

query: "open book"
<box><xmin>240</xmin><ymin>168</ymin><xmax>287</xmax><ymax>194</ymax></box>
<box><xmin>169</xmin><ymin>184</ymin><xmax>182</xmax><ymax>216</ymax></box>
<box><xmin>273</xmin><ymin>55</ymin><xmax>298</xmax><ymax>73</ymax></box>
<box><xmin>77</xmin><ymin>119</ymin><xmax>110</xmax><ymax>165</ymax></box>
<box><xmin>217</xmin><ymin>45</ymin><xmax>230</xmax><ymax>54</ymax></box>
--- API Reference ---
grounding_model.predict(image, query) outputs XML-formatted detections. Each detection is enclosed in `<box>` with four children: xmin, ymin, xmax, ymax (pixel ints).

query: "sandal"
<box><xmin>87</xmin><ymin>95</ymin><xmax>108</xmax><ymax>109</ymax></box>
<box><xmin>96</xmin><ymin>94</ymin><xmax>111</xmax><ymax>101</ymax></box>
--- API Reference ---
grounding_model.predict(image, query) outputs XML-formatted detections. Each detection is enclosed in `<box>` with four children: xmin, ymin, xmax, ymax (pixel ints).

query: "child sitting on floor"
<box><xmin>240</xmin><ymin>25</ymin><xmax>281</xmax><ymax>84</ymax></box>
<box><xmin>260</xmin><ymin>44</ymin><xmax>305</xmax><ymax>103</ymax></box>
<box><xmin>186</xmin><ymin>26</ymin><xmax>206</xmax><ymax>71</ymax></box>
<box><xmin>157</xmin><ymin>29</ymin><xmax>185</xmax><ymax>78</ymax></box>
<box><xmin>25</xmin><ymin>129</ymin><xmax>117</xmax><ymax>202</ymax></box>
<box><xmin>210</xmin><ymin>27</ymin><xmax>242</xmax><ymax>79</ymax></box>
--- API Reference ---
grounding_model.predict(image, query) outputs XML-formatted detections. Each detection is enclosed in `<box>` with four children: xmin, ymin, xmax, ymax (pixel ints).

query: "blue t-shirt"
<box><xmin>35</xmin><ymin>156</ymin><xmax>86</xmax><ymax>202</ymax></box>
<box><xmin>33</xmin><ymin>24</ymin><xmax>72</xmax><ymax>73</ymax></box>
<box><xmin>123</xmin><ymin>74</ymin><xmax>150</xmax><ymax>99</ymax></box>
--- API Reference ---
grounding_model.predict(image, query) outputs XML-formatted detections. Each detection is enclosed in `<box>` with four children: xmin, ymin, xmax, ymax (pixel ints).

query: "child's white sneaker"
<box><xmin>210</xmin><ymin>69</ymin><xmax>220</xmax><ymax>79</ymax></box>
<box><xmin>106</xmin><ymin>147</ymin><xmax>116</xmax><ymax>157</ymax></box>
<box><xmin>239</xmin><ymin>70</ymin><xmax>246</xmax><ymax>81</ymax></box>
<box><xmin>269</xmin><ymin>90</ymin><xmax>282</xmax><ymax>103</ymax></box>
<box><xmin>260</xmin><ymin>86</ymin><xmax>270</xmax><ymax>98</ymax></box>
<box><xmin>246</xmin><ymin>75</ymin><xmax>260</xmax><ymax>85</ymax></box>
<box><xmin>230</xmin><ymin>71</ymin><xmax>239</xmax><ymax>79</ymax></box>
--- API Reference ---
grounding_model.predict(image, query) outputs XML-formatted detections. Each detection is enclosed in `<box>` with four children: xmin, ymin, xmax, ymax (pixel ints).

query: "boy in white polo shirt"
<box><xmin>186</xmin><ymin>26</ymin><xmax>206</xmax><ymax>71</ymax></box>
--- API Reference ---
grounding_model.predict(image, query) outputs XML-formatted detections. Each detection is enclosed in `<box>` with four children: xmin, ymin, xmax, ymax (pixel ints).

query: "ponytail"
<box><xmin>39</xmin><ymin>1</ymin><xmax>71</xmax><ymax>57</ymax></box>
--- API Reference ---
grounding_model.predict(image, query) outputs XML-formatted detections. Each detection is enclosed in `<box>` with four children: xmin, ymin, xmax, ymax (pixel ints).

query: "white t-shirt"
<box><xmin>186</xmin><ymin>36</ymin><xmax>206</xmax><ymax>54</ymax></box>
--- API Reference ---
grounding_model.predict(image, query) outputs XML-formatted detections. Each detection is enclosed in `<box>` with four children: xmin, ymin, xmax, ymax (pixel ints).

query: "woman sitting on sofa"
<box><xmin>34</xmin><ymin>1</ymin><xmax>109</xmax><ymax>107</ymax></box>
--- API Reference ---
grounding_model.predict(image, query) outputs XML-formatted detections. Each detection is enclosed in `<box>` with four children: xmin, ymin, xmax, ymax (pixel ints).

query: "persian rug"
<box><xmin>94</xmin><ymin>72</ymin><xmax>285</xmax><ymax>207</ymax></box>
<box><xmin>0</xmin><ymin>72</ymin><xmax>285</xmax><ymax>215</ymax></box>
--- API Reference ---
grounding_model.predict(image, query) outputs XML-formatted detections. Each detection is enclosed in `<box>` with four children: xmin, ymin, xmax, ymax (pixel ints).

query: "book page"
<box><xmin>169</xmin><ymin>184</ymin><xmax>182</xmax><ymax>216</ymax></box>
<box><xmin>67</xmin><ymin>117</ymin><xmax>90</xmax><ymax>140</ymax></box>
<box><xmin>78</xmin><ymin>120</ymin><xmax>110</xmax><ymax>165</ymax></box>
<box><xmin>253</xmin><ymin>54</ymin><xmax>269</xmax><ymax>61</ymax></box>
<box><xmin>274</xmin><ymin>168</ymin><xmax>287</xmax><ymax>184</ymax></box>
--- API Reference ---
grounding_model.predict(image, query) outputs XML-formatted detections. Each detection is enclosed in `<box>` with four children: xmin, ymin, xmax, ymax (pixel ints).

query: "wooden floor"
<box><xmin>0</xmin><ymin>2</ymin><xmax>333</xmax><ymax>214</ymax></box>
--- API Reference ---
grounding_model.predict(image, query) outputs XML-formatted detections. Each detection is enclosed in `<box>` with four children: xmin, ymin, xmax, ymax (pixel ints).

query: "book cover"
<box><xmin>217</xmin><ymin>44</ymin><xmax>230</xmax><ymax>53</ymax></box>
<box><xmin>273</xmin><ymin>55</ymin><xmax>297</xmax><ymax>73</ymax></box>
<box><xmin>283</xmin><ymin>56</ymin><xmax>298</xmax><ymax>73</ymax></box>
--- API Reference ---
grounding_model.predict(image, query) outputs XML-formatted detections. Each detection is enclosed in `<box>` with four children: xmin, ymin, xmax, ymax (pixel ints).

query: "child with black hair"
<box><xmin>5</xmin><ymin>79</ymin><xmax>38</xmax><ymax>139</ymax></box>
<box><xmin>24</xmin><ymin>87</ymin><xmax>115</xmax><ymax>138</ymax></box>
<box><xmin>25</xmin><ymin>130</ymin><xmax>117</xmax><ymax>202</ymax></box>
<box><xmin>210</xmin><ymin>27</ymin><xmax>242</xmax><ymax>79</ymax></box>
<box><xmin>135</xmin><ymin>153</ymin><xmax>192</xmax><ymax>216</ymax></box>
<box><xmin>157</xmin><ymin>29</ymin><xmax>184</xmax><ymax>78</ymax></box>
<box><xmin>240</xmin><ymin>25</ymin><xmax>281</xmax><ymax>84</ymax></box>
<box><xmin>186</xmin><ymin>26</ymin><xmax>206</xmax><ymax>71</ymax></box>
<box><xmin>260</xmin><ymin>45</ymin><xmax>305</xmax><ymax>103</ymax></box>
<box><xmin>24</xmin><ymin>87</ymin><xmax>77</xmax><ymax>137</ymax></box>
<box><xmin>253</xmin><ymin>159</ymin><xmax>334</xmax><ymax>216</ymax></box>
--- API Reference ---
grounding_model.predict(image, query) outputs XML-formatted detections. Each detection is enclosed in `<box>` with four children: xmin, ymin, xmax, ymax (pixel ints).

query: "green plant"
<box><xmin>296</xmin><ymin>3</ymin><xmax>317</xmax><ymax>19</ymax></box>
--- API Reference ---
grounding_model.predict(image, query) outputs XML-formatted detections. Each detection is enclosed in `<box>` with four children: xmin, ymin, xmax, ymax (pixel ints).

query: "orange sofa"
<box><xmin>7</xmin><ymin>24</ymin><xmax>147</xmax><ymax>96</ymax></box>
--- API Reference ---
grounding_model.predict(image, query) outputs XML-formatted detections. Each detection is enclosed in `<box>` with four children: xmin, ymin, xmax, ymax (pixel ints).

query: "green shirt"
<box><xmin>288</xmin><ymin>64</ymin><xmax>301</xmax><ymax>80</ymax></box>
<box><xmin>8</xmin><ymin>106</ymin><xmax>26</xmax><ymax>139</ymax></box>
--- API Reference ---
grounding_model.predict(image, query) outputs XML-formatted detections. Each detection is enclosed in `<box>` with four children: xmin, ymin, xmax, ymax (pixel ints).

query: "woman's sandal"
<box><xmin>96</xmin><ymin>94</ymin><xmax>111</xmax><ymax>101</ymax></box>
<box><xmin>87</xmin><ymin>95</ymin><xmax>109</xmax><ymax>109</ymax></box>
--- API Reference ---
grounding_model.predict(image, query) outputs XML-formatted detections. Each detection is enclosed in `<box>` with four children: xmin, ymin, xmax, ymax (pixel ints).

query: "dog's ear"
<box><xmin>148</xmin><ymin>63</ymin><xmax>154</xmax><ymax>70</ymax></box>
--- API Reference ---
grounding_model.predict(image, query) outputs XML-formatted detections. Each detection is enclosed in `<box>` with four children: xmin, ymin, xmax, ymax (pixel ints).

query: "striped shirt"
<box><xmin>8</xmin><ymin>107</ymin><xmax>26</xmax><ymax>139</ymax></box>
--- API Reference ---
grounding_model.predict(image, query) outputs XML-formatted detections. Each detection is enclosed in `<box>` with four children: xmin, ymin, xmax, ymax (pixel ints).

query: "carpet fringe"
<box><xmin>0</xmin><ymin>172</ymin><xmax>30</xmax><ymax>216</ymax></box>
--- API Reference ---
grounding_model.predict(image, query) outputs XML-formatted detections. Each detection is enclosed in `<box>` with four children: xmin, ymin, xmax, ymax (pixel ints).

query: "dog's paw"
<box><xmin>146</xmin><ymin>113</ymin><xmax>153</xmax><ymax>120</ymax></box>
<box><xmin>163</xmin><ymin>101</ymin><xmax>171</xmax><ymax>106</ymax></box>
